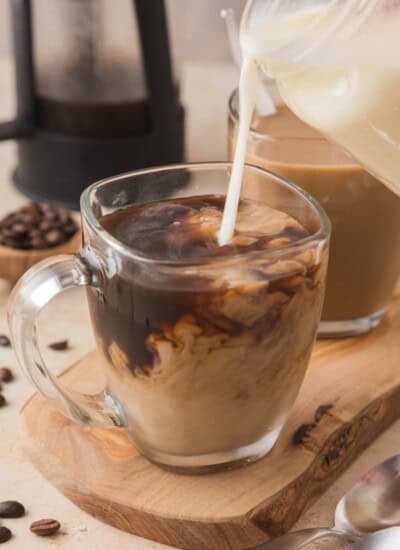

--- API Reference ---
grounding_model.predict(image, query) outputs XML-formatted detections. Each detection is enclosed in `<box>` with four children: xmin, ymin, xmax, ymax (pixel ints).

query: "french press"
<box><xmin>0</xmin><ymin>0</ymin><xmax>185</xmax><ymax>208</ymax></box>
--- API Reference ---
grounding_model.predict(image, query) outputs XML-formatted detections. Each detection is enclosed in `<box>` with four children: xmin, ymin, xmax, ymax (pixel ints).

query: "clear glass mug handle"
<box><xmin>8</xmin><ymin>254</ymin><xmax>125</xmax><ymax>428</ymax></box>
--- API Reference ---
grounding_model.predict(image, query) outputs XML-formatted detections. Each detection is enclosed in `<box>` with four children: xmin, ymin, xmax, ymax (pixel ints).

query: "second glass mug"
<box><xmin>228</xmin><ymin>90</ymin><xmax>400</xmax><ymax>337</ymax></box>
<box><xmin>8</xmin><ymin>163</ymin><xmax>330</xmax><ymax>473</ymax></box>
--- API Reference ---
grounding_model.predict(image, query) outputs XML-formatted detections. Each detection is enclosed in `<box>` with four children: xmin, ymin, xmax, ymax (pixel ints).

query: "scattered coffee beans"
<box><xmin>0</xmin><ymin>368</ymin><xmax>13</xmax><ymax>383</ymax></box>
<box><xmin>30</xmin><ymin>518</ymin><xmax>60</xmax><ymax>537</ymax></box>
<box><xmin>0</xmin><ymin>395</ymin><xmax>6</xmax><ymax>408</ymax></box>
<box><xmin>315</xmin><ymin>404</ymin><xmax>334</xmax><ymax>423</ymax></box>
<box><xmin>0</xmin><ymin>336</ymin><xmax>10</xmax><ymax>348</ymax></box>
<box><xmin>0</xmin><ymin>501</ymin><xmax>25</xmax><ymax>519</ymax></box>
<box><xmin>292</xmin><ymin>423</ymin><xmax>316</xmax><ymax>446</ymax></box>
<box><xmin>293</xmin><ymin>403</ymin><xmax>335</xmax><ymax>446</ymax></box>
<box><xmin>48</xmin><ymin>340</ymin><xmax>69</xmax><ymax>351</ymax></box>
<box><xmin>0</xmin><ymin>526</ymin><xmax>11</xmax><ymax>544</ymax></box>
<box><xmin>0</xmin><ymin>203</ymin><xmax>77</xmax><ymax>250</ymax></box>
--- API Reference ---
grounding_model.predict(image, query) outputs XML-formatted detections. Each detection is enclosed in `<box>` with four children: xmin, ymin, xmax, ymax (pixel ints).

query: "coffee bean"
<box><xmin>57</xmin><ymin>208</ymin><xmax>70</xmax><ymax>224</ymax></box>
<box><xmin>0</xmin><ymin>501</ymin><xmax>25</xmax><ymax>518</ymax></box>
<box><xmin>18</xmin><ymin>211</ymin><xmax>38</xmax><ymax>225</ymax></box>
<box><xmin>0</xmin><ymin>526</ymin><xmax>11</xmax><ymax>543</ymax></box>
<box><xmin>63</xmin><ymin>221</ymin><xmax>78</xmax><ymax>236</ymax></box>
<box><xmin>21</xmin><ymin>203</ymin><xmax>39</xmax><ymax>213</ymax></box>
<box><xmin>28</xmin><ymin>228</ymin><xmax>41</xmax><ymax>238</ymax></box>
<box><xmin>1</xmin><ymin>229</ymin><xmax>18</xmax><ymax>239</ymax></box>
<box><xmin>45</xmin><ymin>229</ymin><xmax>64</xmax><ymax>246</ymax></box>
<box><xmin>315</xmin><ymin>404</ymin><xmax>334</xmax><ymax>423</ymax></box>
<box><xmin>30</xmin><ymin>518</ymin><xmax>60</xmax><ymax>537</ymax></box>
<box><xmin>0</xmin><ymin>395</ymin><xmax>6</xmax><ymax>408</ymax></box>
<box><xmin>43</xmin><ymin>210</ymin><xmax>58</xmax><ymax>222</ymax></box>
<box><xmin>0</xmin><ymin>368</ymin><xmax>13</xmax><ymax>382</ymax></box>
<box><xmin>10</xmin><ymin>223</ymin><xmax>27</xmax><ymax>236</ymax></box>
<box><xmin>0</xmin><ymin>335</ymin><xmax>10</xmax><ymax>348</ymax></box>
<box><xmin>48</xmin><ymin>340</ymin><xmax>69</xmax><ymax>351</ymax></box>
<box><xmin>292</xmin><ymin>423</ymin><xmax>316</xmax><ymax>446</ymax></box>
<box><xmin>39</xmin><ymin>219</ymin><xmax>54</xmax><ymax>232</ymax></box>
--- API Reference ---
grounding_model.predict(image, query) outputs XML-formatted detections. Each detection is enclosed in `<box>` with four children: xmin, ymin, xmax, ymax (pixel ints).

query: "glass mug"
<box><xmin>228</xmin><ymin>90</ymin><xmax>400</xmax><ymax>337</ymax></box>
<box><xmin>9</xmin><ymin>163</ymin><xmax>330</xmax><ymax>473</ymax></box>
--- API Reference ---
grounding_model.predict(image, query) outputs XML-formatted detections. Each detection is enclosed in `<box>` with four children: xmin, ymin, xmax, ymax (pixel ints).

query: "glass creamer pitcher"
<box><xmin>240</xmin><ymin>0</ymin><xmax>400</xmax><ymax>196</ymax></box>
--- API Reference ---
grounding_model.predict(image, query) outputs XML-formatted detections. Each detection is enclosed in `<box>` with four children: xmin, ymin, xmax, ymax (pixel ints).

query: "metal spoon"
<box><xmin>354</xmin><ymin>527</ymin><xmax>400</xmax><ymax>549</ymax></box>
<box><xmin>248</xmin><ymin>529</ymin><xmax>358</xmax><ymax>549</ymax></box>
<box><xmin>250</xmin><ymin>527</ymin><xmax>400</xmax><ymax>549</ymax></box>
<box><xmin>335</xmin><ymin>455</ymin><xmax>400</xmax><ymax>534</ymax></box>
<box><xmin>248</xmin><ymin>455</ymin><xmax>400</xmax><ymax>549</ymax></box>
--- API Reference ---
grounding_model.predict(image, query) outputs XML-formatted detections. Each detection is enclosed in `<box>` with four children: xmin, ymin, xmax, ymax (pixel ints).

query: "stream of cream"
<box><xmin>219</xmin><ymin>4</ymin><xmax>400</xmax><ymax>245</ymax></box>
<box><xmin>218</xmin><ymin>57</ymin><xmax>257</xmax><ymax>246</ymax></box>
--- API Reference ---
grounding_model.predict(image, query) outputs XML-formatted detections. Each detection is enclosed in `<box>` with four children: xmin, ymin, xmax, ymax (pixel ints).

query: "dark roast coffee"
<box><xmin>85</xmin><ymin>194</ymin><xmax>326</xmax><ymax>457</ymax></box>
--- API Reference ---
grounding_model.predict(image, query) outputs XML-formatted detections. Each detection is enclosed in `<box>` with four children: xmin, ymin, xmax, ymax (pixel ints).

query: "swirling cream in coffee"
<box><xmin>87</xmin><ymin>196</ymin><xmax>327</xmax><ymax>458</ymax></box>
<box><xmin>100</xmin><ymin>195</ymin><xmax>309</xmax><ymax>259</ymax></box>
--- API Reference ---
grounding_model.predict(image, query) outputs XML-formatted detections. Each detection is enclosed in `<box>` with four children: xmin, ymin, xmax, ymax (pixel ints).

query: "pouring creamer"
<box><xmin>241</xmin><ymin>0</ymin><xmax>400</xmax><ymax>195</ymax></box>
<box><xmin>220</xmin><ymin>0</ymin><xmax>400</xmax><ymax>245</ymax></box>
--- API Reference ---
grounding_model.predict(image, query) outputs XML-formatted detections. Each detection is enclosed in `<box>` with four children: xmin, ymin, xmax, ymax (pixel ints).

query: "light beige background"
<box><xmin>0</xmin><ymin>0</ymin><xmax>11</xmax><ymax>54</ymax></box>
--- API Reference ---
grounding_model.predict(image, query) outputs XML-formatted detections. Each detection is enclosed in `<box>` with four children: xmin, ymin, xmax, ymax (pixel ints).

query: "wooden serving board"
<box><xmin>22</xmin><ymin>294</ymin><xmax>400</xmax><ymax>550</ymax></box>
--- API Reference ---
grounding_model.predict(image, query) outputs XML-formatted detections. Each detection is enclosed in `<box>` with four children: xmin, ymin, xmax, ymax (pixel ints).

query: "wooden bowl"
<box><xmin>0</xmin><ymin>228</ymin><xmax>82</xmax><ymax>284</ymax></box>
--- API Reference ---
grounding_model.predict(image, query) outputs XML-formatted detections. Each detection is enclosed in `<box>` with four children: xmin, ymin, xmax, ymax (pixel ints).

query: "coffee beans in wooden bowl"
<box><xmin>0</xmin><ymin>203</ymin><xmax>77</xmax><ymax>250</ymax></box>
<box><xmin>0</xmin><ymin>203</ymin><xmax>81</xmax><ymax>283</ymax></box>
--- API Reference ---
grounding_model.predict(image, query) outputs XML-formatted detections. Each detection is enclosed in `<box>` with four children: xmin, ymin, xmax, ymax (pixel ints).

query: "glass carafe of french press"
<box><xmin>0</xmin><ymin>0</ymin><xmax>184</xmax><ymax>208</ymax></box>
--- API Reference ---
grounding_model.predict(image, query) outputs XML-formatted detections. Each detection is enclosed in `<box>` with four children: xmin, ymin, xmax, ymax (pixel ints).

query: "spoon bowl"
<box><xmin>354</xmin><ymin>526</ymin><xmax>400</xmax><ymax>549</ymax></box>
<box><xmin>251</xmin><ymin>526</ymin><xmax>400</xmax><ymax>549</ymax></box>
<box><xmin>335</xmin><ymin>455</ymin><xmax>400</xmax><ymax>534</ymax></box>
<box><xmin>248</xmin><ymin>455</ymin><xmax>400</xmax><ymax>549</ymax></box>
<box><xmin>248</xmin><ymin>528</ymin><xmax>358</xmax><ymax>549</ymax></box>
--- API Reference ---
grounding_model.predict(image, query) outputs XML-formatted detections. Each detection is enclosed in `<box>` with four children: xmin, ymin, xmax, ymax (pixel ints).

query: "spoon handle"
<box><xmin>248</xmin><ymin>528</ymin><xmax>359</xmax><ymax>549</ymax></box>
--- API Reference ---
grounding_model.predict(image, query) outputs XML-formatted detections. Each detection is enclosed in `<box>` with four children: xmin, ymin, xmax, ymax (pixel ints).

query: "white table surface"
<box><xmin>0</xmin><ymin>57</ymin><xmax>398</xmax><ymax>549</ymax></box>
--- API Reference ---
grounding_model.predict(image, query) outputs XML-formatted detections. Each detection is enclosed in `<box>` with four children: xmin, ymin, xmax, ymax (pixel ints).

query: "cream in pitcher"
<box><xmin>220</xmin><ymin>0</ymin><xmax>400</xmax><ymax>246</ymax></box>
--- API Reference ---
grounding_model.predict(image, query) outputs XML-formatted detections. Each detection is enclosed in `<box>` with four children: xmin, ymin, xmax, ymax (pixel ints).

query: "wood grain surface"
<box><xmin>21</xmin><ymin>293</ymin><xmax>400</xmax><ymax>550</ymax></box>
